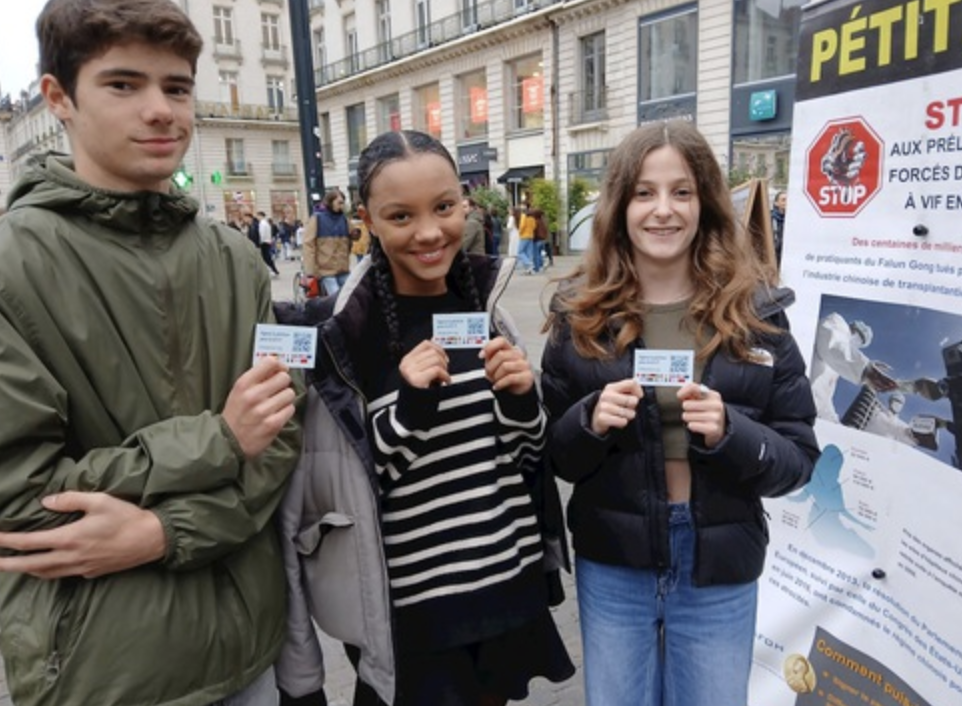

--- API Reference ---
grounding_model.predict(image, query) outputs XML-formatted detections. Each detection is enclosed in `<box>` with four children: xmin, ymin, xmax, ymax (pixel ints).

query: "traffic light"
<box><xmin>172</xmin><ymin>167</ymin><xmax>193</xmax><ymax>189</ymax></box>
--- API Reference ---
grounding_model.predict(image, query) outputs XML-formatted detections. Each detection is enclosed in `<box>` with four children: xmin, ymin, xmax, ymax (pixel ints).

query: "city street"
<box><xmin>0</xmin><ymin>252</ymin><xmax>587</xmax><ymax>706</ymax></box>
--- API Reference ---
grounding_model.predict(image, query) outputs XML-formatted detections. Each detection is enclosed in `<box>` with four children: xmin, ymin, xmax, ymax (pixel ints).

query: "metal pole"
<box><xmin>289</xmin><ymin>0</ymin><xmax>324</xmax><ymax>209</ymax></box>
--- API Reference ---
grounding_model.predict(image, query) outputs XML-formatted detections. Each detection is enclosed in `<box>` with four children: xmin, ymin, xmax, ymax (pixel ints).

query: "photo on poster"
<box><xmin>810</xmin><ymin>294</ymin><xmax>962</xmax><ymax>469</ymax></box>
<box><xmin>783</xmin><ymin>443</ymin><xmax>876</xmax><ymax>558</ymax></box>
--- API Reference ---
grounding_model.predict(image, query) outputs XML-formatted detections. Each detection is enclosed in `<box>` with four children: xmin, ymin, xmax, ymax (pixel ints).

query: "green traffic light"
<box><xmin>173</xmin><ymin>168</ymin><xmax>193</xmax><ymax>189</ymax></box>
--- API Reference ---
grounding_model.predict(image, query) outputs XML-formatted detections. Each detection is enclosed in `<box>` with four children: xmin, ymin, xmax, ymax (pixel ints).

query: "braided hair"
<box><xmin>359</xmin><ymin>130</ymin><xmax>484</xmax><ymax>361</ymax></box>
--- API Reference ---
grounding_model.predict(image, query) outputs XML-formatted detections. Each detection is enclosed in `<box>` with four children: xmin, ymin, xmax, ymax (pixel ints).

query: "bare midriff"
<box><xmin>665</xmin><ymin>458</ymin><xmax>692</xmax><ymax>503</ymax></box>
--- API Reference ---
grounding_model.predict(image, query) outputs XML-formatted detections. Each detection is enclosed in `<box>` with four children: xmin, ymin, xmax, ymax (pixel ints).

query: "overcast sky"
<box><xmin>0</xmin><ymin>0</ymin><xmax>47</xmax><ymax>97</ymax></box>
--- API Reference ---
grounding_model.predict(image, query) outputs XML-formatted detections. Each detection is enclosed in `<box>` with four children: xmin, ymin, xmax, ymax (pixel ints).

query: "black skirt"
<box><xmin>351</xmin><ymin>608</ymin><xmax>575</xmax><ymax>705</ymax></box>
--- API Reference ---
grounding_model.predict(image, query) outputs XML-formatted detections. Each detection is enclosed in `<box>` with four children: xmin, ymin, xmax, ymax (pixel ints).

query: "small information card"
<box><xmin>253</xmin><ymin>324</ymin><xmax>318</xmax><ymax>368</ymax></box>
<box><xmin>633</xmin><ymin>349</ymin><xmax>694</xmax><ymax>387</ymax></box>
<box><xmin>432</xmin><ymin>313</ymin><xmax>490</xmax><ymax>349</ymax></box>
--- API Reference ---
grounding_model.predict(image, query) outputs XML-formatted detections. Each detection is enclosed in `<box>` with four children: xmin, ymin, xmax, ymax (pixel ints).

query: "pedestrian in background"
<box><xmin>0</xmin><ymin>1</ymin><xmax>302</xmax><ymax>705</ymax></box>
<box><xmin>517</xmin><ymin>207</ymin><xmax>538</xmax><ymax>274</ymax></box>
<box><xmin>303</xmin><ymin>189</ymin><xmax>351</xmax><ymax>295</ymax></box>
<box><xmin>279</xmin><ymin>217</ymin><xmax>295</xmax><ymax>260</ymax></box>
<box><xmin>489</xmin><ymin>206</ymin><xmax>503</xmax><ymax>255</ymax></box>
<box><xmin>532</xmin><ymin>208</ymin><xmax>552</xmax><ymax>269</ymax></box>
<box><xmin>771</xmin><ymin>189</ymin><xmax>787</xmax><ymax>267</ymax></box>
<box><xmin>540</xmin><ymin>120</ymin><xmax>819</xmax><ymax>706</ymax></box>
<box><xmin>461</xmin><ymin>196</ymin><xmax>486</xmax><ymax>255</ymax></box>
<box><xmin>243</xmin><ymin>210</ymin><xmax>260</xmax><ymax>249</ymax></box>
<box><xmin>295</xmin><ymin>218</ymin><xmax>305</xmax><ymax>251</ymax></box>
<box><xmin>275</xmin><ymin>129</ymin><xmax>573</xmax><ymax>706</ymax></box>
<box><xmin>350</xmin><ymin>213</ymin><xmax>371</xmax><ymax>263</ymax></box>
<box><xmin>259</xmin><ymin>210</ymin><xmax>281</xmax><ymax>277</ymax></box>
<box><xmin>506</xmin><ymin>206</ymin><xmax>521</xmax><ymax>257</ymax></box>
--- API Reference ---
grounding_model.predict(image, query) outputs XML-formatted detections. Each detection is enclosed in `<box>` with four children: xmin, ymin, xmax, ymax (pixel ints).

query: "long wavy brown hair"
<box><xmin>553</xmin><ymin>120</ymin><xmax>776</xmax><ymax>361</ymax></box>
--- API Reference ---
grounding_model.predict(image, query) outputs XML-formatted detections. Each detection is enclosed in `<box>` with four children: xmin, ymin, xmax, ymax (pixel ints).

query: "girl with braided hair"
<box><xmin>275</xmin><ymin>129</ymin><xmax>573</xmax><ymax>706</ymax></box>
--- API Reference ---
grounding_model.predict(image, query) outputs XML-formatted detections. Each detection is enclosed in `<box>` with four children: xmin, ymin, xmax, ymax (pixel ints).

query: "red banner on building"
<box><xmin>470</xmin><ymin>87</ymin><xmax>488</xmax><ymax>124</ymax></box>
<box><xmin>427</xmin><ymin>101</ymin><xmax>442</xmax><ymax>135</ymax></box>
<box><xmin>522</xmin><ymin>77</ymin><xmax>543</xmax><ymax>114</ymax></box>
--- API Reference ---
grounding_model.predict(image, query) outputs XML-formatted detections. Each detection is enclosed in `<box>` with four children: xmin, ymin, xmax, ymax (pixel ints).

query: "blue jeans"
<box><xmin>210</xmin><ymin>667</ymin><xmax>278</xmax><ymax>706</ymax></box>
<box><xmin>532</xmin><ymin>240</ymin><xmax>544</xmax><ymax>272</ymax></box>
<box><xmin>576</xmin><ymin>504</ymin><xmax>757</xmax><ymax>706</ymax></box>
<box><xmin>320</xmin><ymin>272</ymin><xmax>349</xmax><ymax>295</ymax></box>
<box><xmin>517</xmin><ymin>239</ymin><xmax>536</xmax><ymax>271</ymax></box>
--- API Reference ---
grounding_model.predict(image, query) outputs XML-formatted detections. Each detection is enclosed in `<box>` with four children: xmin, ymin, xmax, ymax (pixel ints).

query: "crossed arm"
<box><xmin>0</xmin><ymin>325</ymin><xmax>300</xmax><ymax>580</ymax></box>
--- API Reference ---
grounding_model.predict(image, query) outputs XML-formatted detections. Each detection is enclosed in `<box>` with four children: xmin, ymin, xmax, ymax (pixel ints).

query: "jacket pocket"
<box><xmin>295</xmin><ymin>512</ymin><xmax>367</xmax><ymax>647</ymax></box>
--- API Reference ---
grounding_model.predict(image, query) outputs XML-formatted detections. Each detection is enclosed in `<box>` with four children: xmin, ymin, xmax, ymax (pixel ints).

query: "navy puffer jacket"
<box><xmin>541</xmin><ymin>285</ymin><xmax>819</xmax><ymax>586</ymax></box>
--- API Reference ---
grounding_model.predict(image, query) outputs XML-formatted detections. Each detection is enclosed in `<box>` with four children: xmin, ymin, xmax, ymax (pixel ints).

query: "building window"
<box><xmin>461</xmin><ymin>0</ymin><xmax>477</xmax><ymax>30</ymax></box>
<box><xmin>319</xmin><ymin>112</ymin><xmax>333</xmax><ymax>163</ymax></box>
<box><xmin>272</xmin><ymin>140</ymin><xmax>295</xmax><ymax>176</ymax></box>
<box><xmin>262</xmin><ymin>13</ymin><xmax>281</xmax><ymax>51</ymax></box>
<box><xmin>733</xmin><ymin>0</ymin><xmax>803</xmax><ymax>84</ymax></box>
<box><xmin>416</xmin><ymin>0</ymin><xmax>431</xmax><ymax>47</ymax></box>
<box><xmin>344</xmin><ymin>13</ymin><xmax>359</xmax><ymax>73</ymax></box>
<box><xmin>513</xmin><ymin>0</ymin><xmax>529</xmax><ymax>13</ymax></box>
<box><xmin>731</xmin><ymin>133</ymin><xmax>792</xmax><ymax>188</ymax></box>
<box><xmin>266</xmin><ymin>75</ymin><xmax>285</xmax><ymax>112</ymax></box>
<box><xmin>313</xmin><ymin>27</ymin><xmax>327</xmax><ymax>82</ymax></box>
<box><xmin>508</xmin><ymin>55</ymin><xmax>544</xmax><ymax>132</ymax></box>
<box><xmin>457</xmin><ymin>70</ymin><xmax>488</xmax><ymax>141</ymax></box>
<box><xmin>219</xmin><ymin>70</ymin><xmax>240</xmax><ymax>110</ymax></box>
<box><xmin>414</xmin><ymin>83</ymin><xmax>442</xmax><ymax>139</ymax></box>
<box><xmin>213</xmin><ymin>6</ymin><xmax>234</xmax><ymax>45</ymax></box>
<box><xmin>377</xmin><ymin>0</ymin><xmax>392</xmax><ymax>61</ymax></box>
<box><xmin>576</xmin><ymin>31</ymin><xmax>606</xmax><ymax>123</ymax></box>
<box><xmin>377</xmin><ymin>94</ymin><xmax>401</xmax><ymax>134</ymax></box>
<box><xmin>639</xmin><ymin>7</ymin><xmax>697</xmax><ymax>117</ymax></box>
<box><xmin>226</xmin><ymin>138</ymin><xmax>247</xmax><ymax>175</ymax></box>
<box><xmin>346</xmin><ymin>103</ymin><xmax>367</xmax><ymax>158</ymax></box>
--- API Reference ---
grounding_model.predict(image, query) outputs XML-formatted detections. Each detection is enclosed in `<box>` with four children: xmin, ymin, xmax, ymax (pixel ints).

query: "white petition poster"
<box><xmin>750</xmin><ymin>2</ymin><xmax>962</xmax><ymax>705</ymax></box>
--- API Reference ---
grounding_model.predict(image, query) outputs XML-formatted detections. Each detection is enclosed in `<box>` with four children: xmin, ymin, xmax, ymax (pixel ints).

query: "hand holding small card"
<box><xmin>253</xmin><ymin>324</ymin><xmax>318</xmax><ymax>368</ymax></box>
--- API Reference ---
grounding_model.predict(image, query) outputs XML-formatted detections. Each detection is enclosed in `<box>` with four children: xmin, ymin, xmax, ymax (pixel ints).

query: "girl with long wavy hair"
<box><xmin>541</xmin><ymin>120</ymin><xmax>819</xmax><ymax>706</ymax></box>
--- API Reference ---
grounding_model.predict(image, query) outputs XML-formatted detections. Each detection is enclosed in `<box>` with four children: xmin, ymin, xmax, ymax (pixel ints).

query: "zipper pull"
<box><xmin>44</xmin><ymin>651</ymin><xmax>61</xmax><ymax>682</ymax></box>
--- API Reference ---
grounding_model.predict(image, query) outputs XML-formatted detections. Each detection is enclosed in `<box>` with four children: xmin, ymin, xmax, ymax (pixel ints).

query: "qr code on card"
<box><xmin>467</xmin><ymin>316</ymin><xmax>487</xmax><ymax>337</ymax></box>
<box><xmin>669</xmin><ymin>354</ymin><xmax>689</xmax><ymax>374</ymax></box>
<box><xmin>292</xmin><ymin>331</ymin><xmax>314</xmax><ymax>354</ymax></box>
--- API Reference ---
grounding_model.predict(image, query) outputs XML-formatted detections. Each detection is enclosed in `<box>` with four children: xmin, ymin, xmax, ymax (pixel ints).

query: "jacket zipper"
<box><xmin>143</xmin><ymin>230</ymin><xmax>184</xmax><ymax>412</ymax></box>
<box><xmin>321</xmin><ymin>334</ymin><xmax>366</xmax><ymax>404</ymax></box>
<box><xmin>44</xmin><ymin>581</ymin><xmax>76</xmax><ymax>685</ymax></box>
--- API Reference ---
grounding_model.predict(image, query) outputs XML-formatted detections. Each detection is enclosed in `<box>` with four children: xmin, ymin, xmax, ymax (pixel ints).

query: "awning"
<box><xmin>496</xmin><ymin>166</ymin><xmax>543</xmax><ymax>184</ymax></box>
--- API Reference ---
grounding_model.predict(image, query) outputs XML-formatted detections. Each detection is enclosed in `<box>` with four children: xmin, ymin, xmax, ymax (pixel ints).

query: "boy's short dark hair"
<box><xmin>37</xmin><ymin>0</ymin><xmax>203</xmax><ymax>102</ymax></box>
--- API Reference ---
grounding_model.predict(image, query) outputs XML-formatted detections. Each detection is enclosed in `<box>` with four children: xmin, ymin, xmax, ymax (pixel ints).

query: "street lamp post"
<box><xmin>289</xmin><ymin>0</ymin><xmax>325</xmax><ymax>211</ymax></box>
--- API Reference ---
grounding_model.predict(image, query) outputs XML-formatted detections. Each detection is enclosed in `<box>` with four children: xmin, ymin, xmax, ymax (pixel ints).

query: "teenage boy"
<box><xmin>0</xmin><ymin>1</ymin><xmax>302</xmax><ymax>705</ymax></box>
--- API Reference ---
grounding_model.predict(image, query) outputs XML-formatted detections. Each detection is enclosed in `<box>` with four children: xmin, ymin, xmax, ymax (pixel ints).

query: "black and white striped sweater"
<box><xmin>365</xmin><ymin>293</ymin><xmax>548</xmax><ymax>651</ymax></box>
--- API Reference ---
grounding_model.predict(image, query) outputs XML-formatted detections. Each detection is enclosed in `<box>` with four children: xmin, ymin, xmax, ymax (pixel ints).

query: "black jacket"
<box><xmin>541</xmin><ymin>285</ymin><xmax>819</xmax><ymax>586</ymax></box>
<box><xmin>275</xmin><ymin>253</ymin><xmax>570</xmax><ymax>592</ymax></box>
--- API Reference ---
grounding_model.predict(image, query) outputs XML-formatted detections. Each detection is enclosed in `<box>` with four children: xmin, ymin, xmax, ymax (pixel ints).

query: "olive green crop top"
<box><xmin>641</xmin><ymin>299</ymin><xmax>703</xmax><ymax>460</ymax></box>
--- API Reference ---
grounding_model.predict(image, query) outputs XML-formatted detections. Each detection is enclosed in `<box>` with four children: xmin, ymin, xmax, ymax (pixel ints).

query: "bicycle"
<box><xmin>292</xmin><ymin>270</ymin><xmax>321</xmax><ymax>304</ymax></box>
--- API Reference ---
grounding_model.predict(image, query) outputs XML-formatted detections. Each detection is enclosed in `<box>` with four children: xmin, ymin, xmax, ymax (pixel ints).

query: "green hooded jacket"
<box><xmin>0</xmin><ymin>155</ymin><xmax>302</xmax><ymax>706</ymax></box>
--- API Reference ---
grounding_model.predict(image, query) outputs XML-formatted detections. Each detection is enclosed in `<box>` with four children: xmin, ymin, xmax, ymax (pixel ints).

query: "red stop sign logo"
<box><xmin>804</xmin><ymin>117</ymin><xmax>883</xmax><ymax>217</ymax></box>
